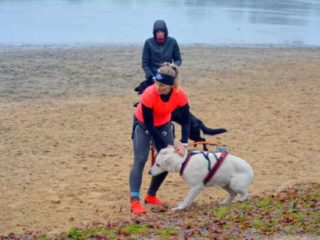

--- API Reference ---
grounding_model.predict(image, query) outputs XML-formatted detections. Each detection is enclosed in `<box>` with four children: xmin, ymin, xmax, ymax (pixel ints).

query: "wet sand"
<box><xmin>0</xmin><ymin>45</ymin><xmax>319</xmax><ymax>235</ymax></box>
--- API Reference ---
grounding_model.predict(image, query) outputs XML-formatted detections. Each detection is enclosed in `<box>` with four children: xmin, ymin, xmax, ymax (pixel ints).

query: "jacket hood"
<box><xmin>153</xmin><ymin>20</ymin><xmax>168</xmax><ymax>37</ymax></box>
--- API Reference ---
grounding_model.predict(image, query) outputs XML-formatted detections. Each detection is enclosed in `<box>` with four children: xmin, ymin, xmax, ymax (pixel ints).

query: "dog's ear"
<box><xmin>158</xmin><ymin>146</ymin><xmax>174</xmax><ymax>162</ymax></box>
<box><xmin>159</xmin><ymin>145</ymin><xmax>172</xmax><ymax>154</ymax></box>
<box><xmin>163</xmin><ymin>145</ymin><xmax>175</xmax><ymax>164</ymax></box>
<box><xmin>167</xmin><ymin>145</ymin><xmax>175</xmax><ymax>152</ymax></box>
<box><xmin>164</xmin><ymin>157</ymin><xmax>171</xmax><ymax>165</ymax></box>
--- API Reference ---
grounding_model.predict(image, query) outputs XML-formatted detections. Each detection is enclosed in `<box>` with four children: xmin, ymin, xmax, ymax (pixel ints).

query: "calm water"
<box><xmin>1</xmin><ymin>0</ymin><xmax>320</xmax><ymax>46</ymax></box>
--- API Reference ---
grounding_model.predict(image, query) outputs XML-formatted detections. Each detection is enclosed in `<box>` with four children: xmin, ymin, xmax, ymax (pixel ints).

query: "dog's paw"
<box><xmin>171</xmin><ymin>206</ymin><xmax>184</xmax><ymax>212</ymax></box>
<box><xmin>238</xmin><ymin>196</ymin><xmax>248</xmax><ymax>202</ymax></box>
<box><xmin>219</xmin><ymin>199</ymin><xmax>231</xmax><ymax>205</ymax></box>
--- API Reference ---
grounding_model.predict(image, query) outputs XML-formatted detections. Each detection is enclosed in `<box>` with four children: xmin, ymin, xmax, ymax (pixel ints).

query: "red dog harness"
<box><xmin>180</xmin><ymin>151</ymin><xmax>228</xmax><ymax>185</ymax></box>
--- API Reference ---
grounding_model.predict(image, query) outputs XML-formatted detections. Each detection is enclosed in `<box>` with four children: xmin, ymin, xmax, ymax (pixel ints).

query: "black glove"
<box><xmin>134</xmin><ymin>76</ymin><xmax>155</xmax><ymax>95</ymax></box>
<box><xmin>147</xmin><ymin>75</ymin><xmax>155</xmax><ymax>84</ymax></box>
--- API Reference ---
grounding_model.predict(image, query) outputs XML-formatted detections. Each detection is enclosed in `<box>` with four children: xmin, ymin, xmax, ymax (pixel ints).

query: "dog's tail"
<box><xmin>199</xmin><ymin>121</ymin><xmax>227</xmax><ymax>136</ymax></box>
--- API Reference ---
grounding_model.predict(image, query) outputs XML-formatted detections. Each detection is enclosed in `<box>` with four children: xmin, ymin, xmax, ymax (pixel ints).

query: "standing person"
<box><xmin>129</xmin><ymin>64</ymin><xmax>190</xmax><ymax>215</ymax></box>
<box><xmin>135</xmin><ymin>19</ymin><xmax>182</xmax><ymax>94</ymax></box>
<box><xmin>134</xmin><ymin>19</ymin><xmax>228</xmax><ymax>146</ymax></box>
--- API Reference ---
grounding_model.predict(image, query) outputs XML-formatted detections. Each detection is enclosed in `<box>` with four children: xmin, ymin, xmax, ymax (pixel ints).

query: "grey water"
<box><xmin>1</xmin><ymin>0</ymin><xmax>320</xmax><ymax>46</ymax></box>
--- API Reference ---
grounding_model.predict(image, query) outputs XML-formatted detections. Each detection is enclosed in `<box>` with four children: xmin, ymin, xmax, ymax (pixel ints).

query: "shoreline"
<box><xmin>1</xmin><ymin>43</ymin><xmax>320</xmax><ymax>52</ymax></box>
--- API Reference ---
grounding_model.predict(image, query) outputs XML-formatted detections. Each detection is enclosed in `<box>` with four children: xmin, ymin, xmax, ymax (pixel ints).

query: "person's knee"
<box><xmin>133</xmin><ymin>155</ymin><xmax>149</xmax><ymax>168</ymax></box>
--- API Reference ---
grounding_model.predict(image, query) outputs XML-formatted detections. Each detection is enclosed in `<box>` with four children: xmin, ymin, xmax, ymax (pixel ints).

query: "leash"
<box><xmin>151</xmin><ymin>145</ymin><xmax>156</xmax><ymax>166</ymax></box>
<box><xmin>188</xmin><ymin>141</ymin><xmax>227</xmax><ymax>152</ymax></box>
<box><xmin>188</xmin><ymin>141</ymin><xmax>218</xmax><ymax>146</ymax></box>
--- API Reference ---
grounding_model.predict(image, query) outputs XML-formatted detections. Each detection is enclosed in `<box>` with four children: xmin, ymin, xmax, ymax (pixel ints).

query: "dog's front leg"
<box><xmin>172</xmin><ymin>185</ymin><xmax>203</xmax><ymax>211</ymax></box>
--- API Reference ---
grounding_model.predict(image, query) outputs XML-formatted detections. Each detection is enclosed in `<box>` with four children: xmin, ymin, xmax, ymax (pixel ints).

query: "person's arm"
<box><xmin>173</xmin><ymin>39</ymin><xmax>182</xmax><ymax>67</ymax></box>
<box><xmin>142</xmin><ymin>40</ymin><xmax>154</xmax><ymax>78</ymax></box>
<box><xmin>142</xmin><ymin>104</ymin><xmax>167</xmax><ymax>151</ymax></box>
<box><xmin>178</xmin><ymin>103</ymin><xmax>190</xmax><ymax>144</ymax></box>
<box><xmin>174</xmin><ymin>103</ymin><xmax>190</xmax><ymax>156</ymax></box>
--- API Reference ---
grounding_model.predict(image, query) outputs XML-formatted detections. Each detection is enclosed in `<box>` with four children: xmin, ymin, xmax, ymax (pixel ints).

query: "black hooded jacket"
<box><xmin>142</xmin><ymin>20</ymin><xmax>182</xmax><ymax>78</ymax></box>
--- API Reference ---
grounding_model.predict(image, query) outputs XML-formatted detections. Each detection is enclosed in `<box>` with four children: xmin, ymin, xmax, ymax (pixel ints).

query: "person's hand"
<box><xmin>161</xmin><ymin>62</ymin><xmax>170</xmax><ymax>67</ymax></box>
<box><xmin>175</xmin><ymin>144</ymin><xmax>187</xmax><ymax>157</ymax></box>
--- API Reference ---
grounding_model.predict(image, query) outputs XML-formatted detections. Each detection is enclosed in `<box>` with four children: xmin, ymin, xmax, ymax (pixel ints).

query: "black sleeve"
<box><xmin>142</xmin><ymin>104</ymin><xmax>167</xmax><ymax>151</ymax></box>
<box><xmin>178</xmin><ymin>103</ymin><xmax>190</xmax><ymax>144</ymax></box>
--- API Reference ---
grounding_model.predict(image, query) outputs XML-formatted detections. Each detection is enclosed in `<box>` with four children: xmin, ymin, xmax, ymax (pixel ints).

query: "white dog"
<box><xmin>149</xmin><ymin>145</ymin><xmax>254</xmax><ymax>211</ymax></box>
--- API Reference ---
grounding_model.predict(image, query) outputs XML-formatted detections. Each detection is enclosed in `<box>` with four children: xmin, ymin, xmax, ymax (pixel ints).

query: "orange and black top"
<box><xmin>135</xmin><ymin>84</ymin><xmax>190</xmax><ymax>150</ymax></box>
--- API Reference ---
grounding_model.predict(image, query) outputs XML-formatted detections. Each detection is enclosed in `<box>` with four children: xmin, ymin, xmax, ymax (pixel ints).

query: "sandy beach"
<box><xmin>0</xmin><ymin>45</ymin><xmax>319</xmax><ymax>235</ymax></box>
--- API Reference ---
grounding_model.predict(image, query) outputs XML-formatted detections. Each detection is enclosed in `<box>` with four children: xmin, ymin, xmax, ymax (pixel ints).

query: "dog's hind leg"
<box><xmin>238</xmin><ymin>191</ymin><xmax>248</xmax><ymax>202</ymax></box>
<box><xmin>220</xmin><ymin>185</ymin><xmax>237</xmax><ymax>205</ymax></box>
<box><xmin>172</xmin><ymin>185</ymin><xmax>204</xmax><ymax>211</ymax></box>
<box><xmin>229</xmin><ymin>174</ymin><xmax>250</xmax><ymax>202</ymax></box>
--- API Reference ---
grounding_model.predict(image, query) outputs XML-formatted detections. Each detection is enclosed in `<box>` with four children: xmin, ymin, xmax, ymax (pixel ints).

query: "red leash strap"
<box><xmin>151</xmin><ymin>146</ymin><xmax>156</xmax><ymax>166</ymax></box>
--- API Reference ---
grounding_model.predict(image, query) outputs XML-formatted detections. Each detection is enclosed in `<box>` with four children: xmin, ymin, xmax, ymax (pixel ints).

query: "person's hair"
<box><xmin>157</xmin><ymin>64</ymin><xmax>180</xmax><ymax>89</ymax></box>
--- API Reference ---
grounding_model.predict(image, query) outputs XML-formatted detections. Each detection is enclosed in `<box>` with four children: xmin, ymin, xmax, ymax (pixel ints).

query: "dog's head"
<box><xmin>149</xmin><ymin>145</ymin><xmax>176</xmax><ymax>176</ymax></box>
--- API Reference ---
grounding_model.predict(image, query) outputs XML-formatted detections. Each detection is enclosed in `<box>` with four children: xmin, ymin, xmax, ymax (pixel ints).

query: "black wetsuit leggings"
<box><xmin>129</xmin><ymin>121</ymin><xmax>174</xmax><ymax>199</ymax></box>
